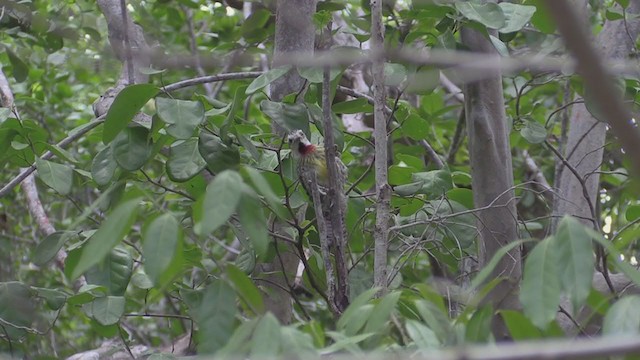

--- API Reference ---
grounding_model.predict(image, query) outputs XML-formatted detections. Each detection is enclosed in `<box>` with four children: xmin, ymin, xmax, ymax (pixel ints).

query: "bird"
<box><xmin>287</xmin><ymin>129</ymin><xmax>347</xmax><ymax>192</ymax></box>
<box><xmin>287</xmin><ymin>129</ymin><xmax>348</xmax><ymax>247</ymax></box>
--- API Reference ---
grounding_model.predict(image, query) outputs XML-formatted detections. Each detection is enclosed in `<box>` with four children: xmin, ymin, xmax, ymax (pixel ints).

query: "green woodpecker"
<box><xmin>288</xmin><ymin>129</ymin><xmax>348</xmax><ymax>248</ymax></box>
<box><xmin>287</xmin><ymin>129</ymin><xmax>347</xmax><ymax>192</ymax></box>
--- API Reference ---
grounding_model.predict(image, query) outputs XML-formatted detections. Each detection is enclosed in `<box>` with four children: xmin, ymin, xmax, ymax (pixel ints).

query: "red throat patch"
<box><xmin>298</xmin><ymin>143</ymin><xmax>316</xmax><ymax>156</ymax></box>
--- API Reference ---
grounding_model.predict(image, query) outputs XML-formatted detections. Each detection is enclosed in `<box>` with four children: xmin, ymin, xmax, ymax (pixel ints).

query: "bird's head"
<box><xmin>288</xmin><ymin>130</ymin><xmax>316</xmax><ymax>157</ymax></box>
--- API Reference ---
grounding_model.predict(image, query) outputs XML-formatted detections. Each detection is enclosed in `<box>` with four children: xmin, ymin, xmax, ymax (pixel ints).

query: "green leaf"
<box><xmin>260</xmin><ymin>100</ymin><xmax>310</xmax><ymax>135</ymax></box>
<box><xmin>33</xmin><ymin>287</ymin><xmax>67</xmax><ymax>310</ymax></box>
<box><xmin>465</xmin><ymin>305</ymin><xmax>493</xmax><ymax>342</ymax></box>
<box><xmin>332</xmin><ymin>98</ymin><xmax>373</xmax><ymax>114</ymax></box>
<box><xmin>499</xmin><ymin>310</ymin><xmax>542</xmax><ymax>340</ymax></box>
<box><xmin>33</xmin><ymin>231</ymin><xmax>74</xmax><ymax>266</ymax></box>
<box><xmin>195</xmin><ymin>281</ymin><xmax>238</xmax><ymax>354</ymax></box>
<box><xmin>384</xmin><ymin>63</ymin><xmax>407</xmax><ymax>86</ymax></box>
<box><xmin>498</xmin><ymin>3</ymin><xmax>536</xmax><ymax>33</ymax></box>
<box><xmin>197</xmin><ymin>170</ymin><xmax>243</xmax><ymax>235</ymax></box>
<box><xmin>405</xmin><ymin>319</ymin><xmax>440</xmax><ymax>349</ymax></box>
<box><xmin>401</xmin><ymin>114</ymin><xmax>430</xmax><ymax>140</ymax></box>
<box><xmin>198</xmin><ymin>132</ymin><xmax>240</xmax><ymax>173</ymax></box>
<box><xmin>143</xmin><ymin>213</ymin><xmax>182</xmax><ymax>285</ymax></box>
<box><xmin>393</xmin><ymin>181</ymin><xmax>425</xmax><ymax>197</ymax></box>
<box><xmin>471</xmin><ymin>239</ymin><xmax>530</xmax><ymax>290</ymax></box>
<box><xmin>36</xmin><ymin>158</ymin><xmax>74</xmax><ymax>195</ymax></box>
<box><xmin>69</xmin><ymin>198</ymin><xmax>140</xmax><ymax>280</ymax></box>
<box><xmin>242</xmin><ymin>166</ymin><xmax>288</xmax><ymax>219</ymax></box>
<box><xmin>227</xmin><ymin>264</ymin><xmax>264</xmax><ymax>314</ymax></box>
<box><xmin>554</xmin><ymin>216</ymin><xmax>595</xmax><ymax>313</ymax></box>
<box><xmin>520</xmin><ymin>237</ymin><xmax>561</xmax><ymax>329</ymax></box>
<box><xmin>166</xmin><ymin>138</ymin><xmax>207</xmax><ymax>182</ymax></box>
<box><xmin>6</xmin><ymin>48</ymin><xmax>28</xmax><ymax>82</ymax></box>
<box><xmin>364</xmin><ymin>291</ymin><xmax>401</xmax><ymax>334</ymax></box>
<box><xmin>221</xmin><ymin>87</ymin><xmax>246</xmax><ymax>140</ymax></box>
<box><xmin>91</xmin><ymin>146</ymin><xmax>117</xmax><ymax>186</ymax></box>
<box><xmin>90</xmin><ymin>296</ymin><xmax>125</xmax><ymax>325</ymax></box>
<box><xmin>337</xmin><ymin>288</ymin><xmax>378</xmax><ymax>331</ymax></box>
<box><xmin>112</xmin><ymin>126</ymin><xmax>151</xmax><ymax>171</ymax></box>
<box><xmin>603</xmin><ymin>296</ymin><xmax>640</xmax><ymax>336</ymax></box>
<box><xmin>489</xmin><ymin>35</ymin><xmax>509</xmax><ymax>56</ymax></box>
<box><xmin>626</xmin><ymin>205</ymin><xmax>640</xmax><ymax>221</ymax></box>
<box><xmin>520</xmin><ymin>120</ymin><xmax>547</xmax><ymax>144</ymax></box>
<box><xmin>412</xmin><ymin>170</ymin><xmax>453</xmax><ymax>196</ymax></box>
<box><xmin>529</xmin><ymin>0</ymin><xmax>556</xmax><ymax>33</ymax></box>
<box><xmin>297</xmin><ymin>67</ymin><xmax>342</xmax><ymax>83</ymax></box>
<box><xmin>103</xmin><ymin>84</ymin><xmax>158</xmax><ymax>143</ymax></box>
<box><xmin>246</xmin><ymin>66</ymin><xmax>291</xmax><ymax>94</ymax></box>
<box><xmin>131</xmin><ymin>272</ymin><xmax>154</xmax><ymax>289</ymax></box>
<box><xmin>156</xmin><ymin>98</ymin><xmax>205</xmax><ymax>139</ymax></box>
<box><xmin>250</xmin><ymin>313</ymin><xmax>282</xmax><ymax>357</ymax></box>
<box><xmin>456</xmin><ymin>1</ymin><xmax>505</xmax><ymax>29</ymax></box>
<box><xmin>589</xmin><ymin>229</ymin><xmax>640</xmax><ymax>288</ymax></box>
<box><xmin>616</xmin><ymin>0</ymin><xmax>630</xmax><ymax>8</ymax></box>
<box><xmin>238</xmin><ymin>194</ymin><xmax>269</xmax><ymax>259</ymax></box>
<box><xmin>85</xmin><ymin>247</ymin><xmax>133</xmax><ymax>296</ymax></box>
<box><xmin>0</xmin><ymin>282</ymin><xmax>37</xmax><ymax>339</ymax></box>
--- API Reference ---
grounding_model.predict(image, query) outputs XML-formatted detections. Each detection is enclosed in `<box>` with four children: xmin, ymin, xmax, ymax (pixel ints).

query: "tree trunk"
<box><xmin>461</xmin><ymin>25</ymin><xmax>521</xmax><ymax>339</ymax></box>
<box><xmin>257</xmin><ymin>0</ymin><xmax>317</xmax><ymax>324</ymax></box>
<box><xmin>552</xmin><ymin>0</ymin><xmax>640</xmax><ymax>230</ymax></box>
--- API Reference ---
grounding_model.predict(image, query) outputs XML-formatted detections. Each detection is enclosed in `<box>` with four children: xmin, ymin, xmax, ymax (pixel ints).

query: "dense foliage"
<box><xmin>1</xmin><ymin>0</ymin><xmax>640</xmax><ymax>358</ymax></box>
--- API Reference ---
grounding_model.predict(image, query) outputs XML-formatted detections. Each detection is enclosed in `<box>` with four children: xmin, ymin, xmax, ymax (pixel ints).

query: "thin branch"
<box><xmin>0</xmin><ymin>116</ymin><xmax>105</xmax><ymax>198</ymax></box>
<box><xmin>371</xmin><ymin>0</ymin><xmax>391</xmax><ymax>294</ymax></box>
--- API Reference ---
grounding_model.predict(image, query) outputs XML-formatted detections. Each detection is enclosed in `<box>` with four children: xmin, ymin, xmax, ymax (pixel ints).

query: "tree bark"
<box><xmin>257</xmin><ymin>0</ymin><xmax>317</xmax><ymax>324</ymax></box>
<box><xmin>460</xmin><ymin>25</ymin><xmax>521</xmax><ymax>339</ymax></box>
<box><xmin>552</xmin><ymin>0</ymin><xmax>640</xmax><ymax>230</ymax></box>
<box><xmin>371</xmin><ymin>0</ymin><xmax>391</xmax><ymax>294</ymax></box>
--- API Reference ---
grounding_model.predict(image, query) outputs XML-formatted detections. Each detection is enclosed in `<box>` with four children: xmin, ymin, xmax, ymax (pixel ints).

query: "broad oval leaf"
<box><xmin>260</xmin><ymin>100</ymin><xmax>310</xmax><ymax>135</ymax></box>
<box><xmin>412</xmin><ymin>170</ymin><xmax>453</xmax><ymax>196</ymax></box>
<box><xmin>198</xmin><ymin>132</ymin><xmax>240</xmax><ymax>173</ymax></box>
<box><xmin>554</xmin><ymin>216</ymin><xmax>595</xmax><ymax>313</ymax></box>
<box><xmin>455</xmin><ymin>1</ymin><xmax>505</xmax><ymax>29</ymax></box>
<box><xmin>520</xmin><ymin>237</ymin><xmax>561</xmax><ymax>329</ymax></box>
<box><xmin>238</xmin><ymin>194</ymin><xmax>269</xmax><ymax>259</ymax></box>
<box><xmin>69</xmin><ymin>198</ymin><xmax>140</xmax><ymax>280</ymax></box>
<box><xmin>197</xmin><ymin>170</ymin><xmax>243</xmax><ymax>236</ymax></box>
<box><xmin>91</xmin><ymin>296</ymin><xmax>125</xmax><ymax>325</ymax></box>
<box><xmin>36</xmin><ymin>158</ymin><xmax>74</xmax><ymax>195</ymax></box>
<box><xmin>405</xmin><ymin>319</ymin><xmax>440</xmax><ymax>349</ymax></box>
<box><xmin>499</xmin><ymin>3</ymin><xmax>536</xmax><ymax>33</ymax></box>
<box><xmin>84</xmin><ymin>246</ymin><xmax>133</xmax><ymax>296</ymax></box>
<box><xmin>33</xmin><ymin>231</ymin><xmax>74</xmax><ymax>266</ymax></box>
<box><xmin>112</xmin><ymin>126</ymin><xmax>151</xmax><ymax>171</ymax></box>
<box><xmin>332</xmin><ymin>98</ymin><xmax>373</xmax><ymax>114</ymax></box>
<box><xmin>103</xmin><ymin>84</ymin><xmax>158</xmax><ymax>143</ymax></box>
<box><xmin>603</xmin><ymin>295</ymin><xmax>640</xmax><ymax>336</ymax></box>
<box><xmin>499</xmin><ymin>310</ymin><xmax>542</xmax><ymax>340</ymax></box>
<box><xmin>91</xmin><ymin>146</ymin><xmax>117</xmax><ymax>186</ymax></box>
<box><xmin>156</xmin><ymin>97</ymin><xmax>205</xmax><ymax>139</ymax></box>
<box><xmin>384</xmin><ymin>63</ymin><xmax>407</xmax><ymax>86</ymax></box>
<box><xmin>246</xmin><ymin>66</ymin><xmax>291</xmax><ymax>94</ymax></box>
<box><xmin>250</xmin><ymin>313</ymin><xmax>282</xmax><ymax>357</ymax></box>
<box><xmin>0</xmin><ymin>282</ymin><xmax>37</xmax><ymax>339</ymax></box>
<box><xmin>297</xmin><ymin>67</ymin><xmax>341</xmax><ymax>83</ymax></box>
<box><xmin>166</xmin><ymin>138</ymin><xmax>207</xmax><ymax>182</ymax></box>
<box><xmin>143</xmin><ymin>213</ymin><xmax>182</xmax><ymax>285</ymax></box>
<box><xmin>195</xmin><ymin>281</ymin><xmax>238</xmax><ymax>354</ymax></box>
<box><xmin>227</xmin><ymin>264</ymin><xmax>264</xmax><ymax>314</ymax></box>
<box><xmin>520</xmin><ymin>120</ymin><xmax>547</xmax><ymax>144</ymax></box>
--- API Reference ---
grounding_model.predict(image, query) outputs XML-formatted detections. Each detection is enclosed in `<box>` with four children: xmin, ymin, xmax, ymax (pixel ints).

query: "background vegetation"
<box><xmin>1</xmin><ymin>0</ymin><xmax>640</xmax><ymax>358</ymax></box>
